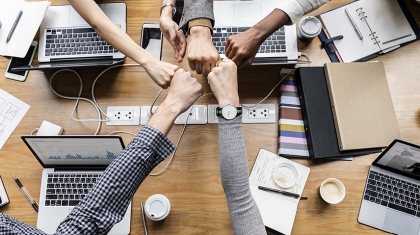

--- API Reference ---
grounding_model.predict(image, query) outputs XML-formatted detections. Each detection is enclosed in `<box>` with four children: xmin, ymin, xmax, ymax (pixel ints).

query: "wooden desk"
<box><xmin>0</xmin><ymin>0</ymin><xmax>419</xmax><ymax>234</ymax></box>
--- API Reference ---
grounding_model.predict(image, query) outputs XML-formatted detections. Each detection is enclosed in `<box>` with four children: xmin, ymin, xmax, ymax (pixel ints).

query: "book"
<box><xmin>249</xmin><ymin>149</ymin><xmax>310</xmax><ymax>235</ymax></box>
<box><xmin>278</xmin><ymin>69</ymin><xmax>310</xmax><ymax>158</ymax></box>
<box><xmin>295</xmin><ymin>67</ymin><xmax>382</xmax><ymax>158</ymax></box>
<box><xmin>324</xmin><ymin>62</ymin><xmax>401</xmax><ymax>150</ymax></box>
<box><xmin>0</xmin><ymin>0</ymin><xmax>50</xmax><ymax>58</ymax></box>
<box><xmin>0</xmin><ymin>176</ymin><xmax>10</xmax><ymax>207</ymax></box>
<box><xmin>319</xmin><ymin>0</ymin><xmax>418</xmax><ymax>62</ymax></box>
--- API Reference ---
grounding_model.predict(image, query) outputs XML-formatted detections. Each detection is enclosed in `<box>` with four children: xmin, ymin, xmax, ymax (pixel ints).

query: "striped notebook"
<box><xmin>278</xmin><ymin>69</ymin><xmax>309</xmax><ymax>158</ymax></box>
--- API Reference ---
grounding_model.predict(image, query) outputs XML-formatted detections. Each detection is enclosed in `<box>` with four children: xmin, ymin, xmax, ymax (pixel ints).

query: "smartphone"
<box><xmin>5</xmin><ymin>41</ymin><xmax>38</xmax><ymax>81</ymax></box>
<box><xmin>140</xmin><ymin>24</ymin><xmax>163</xmax><ymax>60</ymax></box>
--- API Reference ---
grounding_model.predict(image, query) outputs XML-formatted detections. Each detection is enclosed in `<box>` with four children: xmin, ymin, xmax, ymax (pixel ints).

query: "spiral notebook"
<box><xmin>319</xmin><ymin>0</ymin><xmax>417</xmax><ymax>62</ymax></box>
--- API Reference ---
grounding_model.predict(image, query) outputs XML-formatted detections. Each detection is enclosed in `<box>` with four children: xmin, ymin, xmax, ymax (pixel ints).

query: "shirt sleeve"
<box><xmin>0</xmin><ymin>213</ymin><xmax>47</xmax><ymax>235</ymax></box>
<box><xmin>276</xmin><ymin>0</ymin><xmax>330</xmax><ymax>24</ymax></box>
<box><xmin>179</xmin><ymin>0</ymin><xmax>214</xmax><ymax>34</ymax></box>
<box><xmin>218</xmin><ymin>117</ymin><xmax>266</xmax><ymax>235</ymax></box>
<box><xmin>54</xmin><ymin>126</ymin><xmax>175</xmax><ymax>235</ymax></box>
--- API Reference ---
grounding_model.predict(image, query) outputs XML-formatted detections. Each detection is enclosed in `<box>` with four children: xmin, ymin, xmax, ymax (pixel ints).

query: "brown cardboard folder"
<box><xmin>324</xmin><ymin>62</ymin><xmax>400</xmax><ymax>150</ymax></box>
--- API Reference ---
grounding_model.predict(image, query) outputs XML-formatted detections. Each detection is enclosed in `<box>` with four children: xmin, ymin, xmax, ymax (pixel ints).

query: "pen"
<box><xmin>140</xmin><ymin>202</ymin><xmax>148</xmax><ymax>235</ymax></box>
<box><xmin>345</xmin><ymin>8</ymin><xmax>363</xmax><ymax>40</ymax></box>
<box><xmin>6</xmin><ymin>11</ymin><xmax>23</xmax><ymax>43</ymax></box>
<box><xmin>258</xmin><ymin>186</ymin><xmax>300</xmax><ymax>199</ymax></box>
<box><xmin>12</xmin><ymin>174</ymin><xmax>39</xmax><ymax>212</ymax></box>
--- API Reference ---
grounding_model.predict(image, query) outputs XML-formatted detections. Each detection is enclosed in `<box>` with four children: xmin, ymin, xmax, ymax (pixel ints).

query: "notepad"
<box><xmin>249</xmin><ymin>149</ymin><xmax>310</xmax><ymax>235</ymax></box>
<box><xmin>320</xmin><ymin>0</ymin><xmax>416</xmax><ymax>62</ymax></box>
<box><xmin>324</xmin><ymin>62</ymin><xmax>400</xmax><ymax>151</ymax></box>
<box><xmin>0</xmin><ymin>0</ymin><xmax>50</xmax><ymax>58</ymax></box>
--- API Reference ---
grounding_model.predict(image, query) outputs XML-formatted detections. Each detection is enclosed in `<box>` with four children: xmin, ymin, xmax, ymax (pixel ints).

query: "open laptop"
<box><xmin>212</xmin><ymin>0</ymin><xmax>300</xmax><ymax>65</ymax></box>
<box><xmin>21</xmin><ymin>135</ymin><xmax>131</xmax><ymax>235</ymax></box>
<box><xmin>358</xmin><ymin>139</ymin><xmax>420</xmax><ymax>235</ymax></box>
<box><xmin>13</xmin><ymin>3</ymin><xmax>126</xmax><ymax>71</ymax></box>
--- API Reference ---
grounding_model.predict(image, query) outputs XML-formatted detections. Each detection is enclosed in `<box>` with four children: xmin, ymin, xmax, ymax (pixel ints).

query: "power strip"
<box><xmin>106</xmin><ymin>106</ymin><xmax>140</xmax><ymax>126</ymax></box>
<box><xmin>207</xmin><ymin>104</ymin><xmax>276</xmax><ymax>124</ymax></box>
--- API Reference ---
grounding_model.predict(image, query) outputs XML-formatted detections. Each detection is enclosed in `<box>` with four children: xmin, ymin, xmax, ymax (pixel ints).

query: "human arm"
<box><xmin>67</xmin><ymin>0</ymin><xmax>178</xmax><ymax>88</ymax></box>
<box><xmin>160</xmin><ymin>0</ymin><xmax>186</xmax><ymax>62</ymax></box>
<box><xmin>54</xmin><ymin>69</ymin><xmax>202</xmax><ymax>234</ymax></box>
<box><xmin>207</xmin><ymin>59</ymin><xmax>266</xmax><ymax>234</ymax></box>
<box><xmin>225</xmin><ymin>0</ymin><xmax>329</xmax><ymax>67</ymax></box>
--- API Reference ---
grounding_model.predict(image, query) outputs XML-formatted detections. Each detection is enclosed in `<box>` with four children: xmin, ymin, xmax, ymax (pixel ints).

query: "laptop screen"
<box><xmin>373</xmin><ymin>139</ymin><xmax>420</xmax><ymax>180</ymax></box>
<box><xmin>21</xmin><ymin>136</ymin><xmax>125</xmax><ymax>168</ymax></box>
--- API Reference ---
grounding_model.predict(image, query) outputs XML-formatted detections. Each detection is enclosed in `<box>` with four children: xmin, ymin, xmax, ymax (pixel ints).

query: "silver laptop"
<box><xmin>21</xmin><ymin>135</ymin><xmax>131</xmax><ymax>235</ymax></box>
<box><xmin>13</xmin><ymin>3</ymin><xmax>126</xmax><ymax>71</ymax></box>
<box><xmin>359</xmin><ymin>139</ymin><xmax>420</xmax><ymax>235</ymax></box>
<box><xmin>212</xmin><ymin>0</ymin><xmax>299</xmax><ymax>65</ymax></box>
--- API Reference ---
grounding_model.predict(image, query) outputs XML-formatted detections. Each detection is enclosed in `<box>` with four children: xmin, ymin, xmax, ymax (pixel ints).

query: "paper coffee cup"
<box><xmin>144</xmin><ymin>194</ymin><xmax>171</xmax><ymax>221</ymax></box>
<box><xmin>298</xmin><ymin>16</ymin><xmax>322</xmax><ymax>44</ymax></box>
<box><xmin>319</xmin><ymin>178</ymin><xmax>346</xmax><ymax>204</ymax></box>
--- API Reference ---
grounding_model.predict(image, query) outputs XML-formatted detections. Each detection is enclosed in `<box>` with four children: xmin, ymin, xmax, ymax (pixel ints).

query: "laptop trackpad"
<box><xmin>233</xmin><ymin>3</ymin><xmax>261</xmax><ymax>23</ymax></box>
<box><xmin>69</xmin><ymin>7</ymin><xmax>89</xmax><ymax>26</ymax></box>
<box><xmin>383</xmin><ymin>209</ymin><xmax>420</xmax><ymax>235</ymax></box>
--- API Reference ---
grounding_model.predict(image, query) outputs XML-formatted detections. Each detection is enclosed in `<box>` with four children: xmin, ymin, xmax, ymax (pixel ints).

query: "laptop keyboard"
<box><xmin>44</xmin><ymin>28</ymin><xmax>120</xmax><ymax>57</ymax></box>
<box><xmin>45</xmin><ymin>173</ymin><xmax>102</xmax><ymax>207</ymax></box>
<box><xmin>211</xmin><ymin>27</ymin><xmax>286</xmax><ymax>54</ymax></box>
<box><xmin>364</xmin><ymin>170</ymin><xmax>420</xmax><ymax>217</ymax></box>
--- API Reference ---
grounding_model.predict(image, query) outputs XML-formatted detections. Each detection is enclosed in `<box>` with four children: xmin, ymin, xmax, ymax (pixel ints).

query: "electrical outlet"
<box><xmin>242</xmin><ymin>104</ymin><xmax>276</xmax><ymax>123</ymax></box>
<box><xmin>140</xmin><ymin>106</ymin><xmax>158</xmax><ymax>125</ymax></box>
<box><xmin>106</xmin><ymin>106</ymin><xmax>140</xmax><ymax>126</ymax></box>
<box><xmin>207</xmin><ymin>104</ymin><xmax>219</xmax><ymax>124</ymax></box>
<box><xmin>174</xmin><ymin>105</ymin><xmax>207</xmax><ymax>124</ymax></box>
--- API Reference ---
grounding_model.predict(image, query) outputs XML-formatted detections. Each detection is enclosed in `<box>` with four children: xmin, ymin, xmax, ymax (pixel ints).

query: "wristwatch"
<box><xmin>216</xmin><ymin>104</ymin><xmax>242</xmax><ymax>120</ymax></box>
<box><xmin>160</xmin><ymin>3</ymin><xmax>176</xmax><ymax>16</ymax></box>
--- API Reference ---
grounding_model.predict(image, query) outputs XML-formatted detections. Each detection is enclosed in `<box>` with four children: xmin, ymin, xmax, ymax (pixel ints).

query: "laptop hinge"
<box><xmin>50</xmin><ymin>56</ymin><xmax>113</xmax><ymax>62</ymax></box>
<box><xmin>54</xmin><ymin>166</ymin><xmax>107</xmax><ymax>172</ymax></box>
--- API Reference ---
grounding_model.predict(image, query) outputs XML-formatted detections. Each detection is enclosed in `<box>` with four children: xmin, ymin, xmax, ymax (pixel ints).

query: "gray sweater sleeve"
<box><xmin>218</xmin><ymin>117</ymin><xmax>266</xmax><ymax>235</ymax></box>
<box><xmin>179</xmin><ymin>0</ymin><xmax>214</xmax><ymax>33</ymax></box>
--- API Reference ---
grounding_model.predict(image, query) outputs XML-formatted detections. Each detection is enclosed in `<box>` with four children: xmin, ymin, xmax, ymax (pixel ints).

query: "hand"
<box><xmin>163</xmin><ymin>69</ymin><xmax>204</xmax><ymax>114</ymax></box>
<box><xmin>142</xmin><ymin>58</ymin><xmax>179</xmax><ymax>89</ymax></box>
<box><xmin>187</xmin><ymin>26</ymin><xmax>220</xmax><ymax>77</ymax></box>
<box><xmin>207</xmin><ymin>59</ymin><xmax>239</xmax><ymax>107</ymax></box>
<box><xmin>160</xmin><ymin>15</ymin><xmax>186</xmax><ymax>63</ymax></box>
<box><xmin>225</xmin><ymin>28</ymin><xmax>263</xmax><ymax>67</ymax></box>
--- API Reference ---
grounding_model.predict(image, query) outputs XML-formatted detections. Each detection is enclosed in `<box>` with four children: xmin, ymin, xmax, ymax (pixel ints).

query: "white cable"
<box><xmin>31</xmin><ymin>128</ymin><xmax>39</xmax><ymax>135</ymax></box>
<box><xmin>149</xmin><ymin>88</ymin><xmax>163</xmax><ymax>116</ymax></box>
<box><xmin>299</xmin><ymin>52</ymin><xmax>312</xmax><ymax>66</ymax></box>
<box><xmin>149</xmin><ymin>93</ymin><xmax>213</xmax><ymax>176</ymax></box>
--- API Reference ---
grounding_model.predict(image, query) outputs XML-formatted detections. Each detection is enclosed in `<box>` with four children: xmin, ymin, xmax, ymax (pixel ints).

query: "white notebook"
<box><xmin>0</xmin><ymin>0</ymin><xmax>50</xmax><ymax>57</ymax></box>
<box><xmin>249</xmin><ymin>149</ymin><xmax>310</xmax><ymax>235</ymax></box>
<box><xmin>320</xmin><ymin>0</ymin><xmax>416</xmax><ymax>62</ymax></box>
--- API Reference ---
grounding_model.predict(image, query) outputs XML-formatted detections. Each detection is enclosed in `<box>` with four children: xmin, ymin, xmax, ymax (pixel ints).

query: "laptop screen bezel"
<box><xmin>21</xmin><ymin>135</ymin><xmax>125</xmax><ymax>169</ymax></box>
<box><xmin>372</xmin><ymin>139</ymin><xmax>420</xmax><ymax>181</ymax></box>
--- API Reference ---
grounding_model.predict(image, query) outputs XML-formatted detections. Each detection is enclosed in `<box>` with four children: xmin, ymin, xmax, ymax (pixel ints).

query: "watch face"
<box><xmin>222</xmin><ymin>105</ymin><xmax>237</xmax><ymax>120</ymax></box>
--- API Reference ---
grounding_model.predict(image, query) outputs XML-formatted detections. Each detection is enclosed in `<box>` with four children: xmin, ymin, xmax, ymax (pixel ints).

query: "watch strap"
<box><xmin>160</xmin><ymin>3</ymin><xmax>176</xmax><ymax>16</ymax></box>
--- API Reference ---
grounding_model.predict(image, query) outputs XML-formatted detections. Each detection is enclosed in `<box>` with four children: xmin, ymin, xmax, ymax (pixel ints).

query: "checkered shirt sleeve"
<box><xmin>0</xmin><ymin>126</ymin><xmax>175</xmax><ymax>235</ymax></box>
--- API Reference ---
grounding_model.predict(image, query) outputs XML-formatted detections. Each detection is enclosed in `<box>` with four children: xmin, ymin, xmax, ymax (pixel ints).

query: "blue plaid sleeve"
<box><xmin>50</xmin><ymin>125</ymin><xmax>175</xmax><ymax>234</ymax></box>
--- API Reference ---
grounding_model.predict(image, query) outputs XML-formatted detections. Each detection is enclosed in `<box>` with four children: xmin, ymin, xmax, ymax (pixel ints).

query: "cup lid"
<box><xmin>272</xmin><ymin>163</ymin><xmax>298</xmax><ymax>188</ymax></box>
<box><xmin>299</xmin><ymin>16</ymin><xmax>322</xmax><ymax>37</ymax></box>
<box><xmin>145</xmin><ymin>194</ymin><xmax>170</xmax><ymax>220</ymax></box>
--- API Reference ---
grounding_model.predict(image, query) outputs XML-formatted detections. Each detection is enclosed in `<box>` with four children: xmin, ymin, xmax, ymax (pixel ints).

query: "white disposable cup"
<box><xmin>144</xmin><ymin>194</ymin><xmax>171</xmax><ymax>221</ymax></box>
<box><xmin>298</xmin><ymin>16</ymin><xmax>322</xmax><ymax>44</ymax></box>
<box><xmin>319</xmin><ymin>178</ymin><xmax>346</xmax><ymax>204</ymax></box>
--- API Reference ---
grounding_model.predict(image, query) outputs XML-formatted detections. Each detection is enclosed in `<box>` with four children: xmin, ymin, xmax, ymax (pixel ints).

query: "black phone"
<box><xmin>5</xmin><ymin>41</ymin><xmax>37</xmax><ymax>81</ymax></box>
<box><xmin>140</xmin><ymin>24</ymin><xmax>163</xmax><ymax>60</ymax></box>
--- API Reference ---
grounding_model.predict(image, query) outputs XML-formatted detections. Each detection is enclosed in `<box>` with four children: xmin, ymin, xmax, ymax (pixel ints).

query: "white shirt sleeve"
<box><xmin>276</xmin><ymin>0</ymin><xmax>330</xmax><ymax>24</ymax></box>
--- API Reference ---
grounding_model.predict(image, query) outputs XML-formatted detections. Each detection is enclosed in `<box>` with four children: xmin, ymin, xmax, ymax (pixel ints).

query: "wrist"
<box><xmin>249</xmin><ymin>24</ymin><xmax>270</xmax><ymax>44</ymax></box>
<box><xmin>160</xmin><ymin>7</ymin><xmax>173</xmax><ymax>19</ymax></box>
<box><xmin>189</xmin><ymin>26</ymin><xmax>212</xmax><ymax>38</ymax></box>
<box><xmin>218</xmin><ymin>97</ymin><xmax>240</xmax><ymax>108</ymax></box>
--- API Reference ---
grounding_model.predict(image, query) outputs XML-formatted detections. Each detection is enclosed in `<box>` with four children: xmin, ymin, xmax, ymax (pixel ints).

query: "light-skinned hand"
<box><xmin>163</xmin><ymin>69</ymin><xmax>204</xmax><ymax>114</ymax></box>
<box><xmin>160</xmin><ymin>15</ymin><xmax>186</xmax><ymax>63</ymax></box>
<box><xmin>207</xmin><ymin>58</ymin><xmax>240</xmax><ymax>107</ymax></box>
<box><xmin>225</xmin><ymin>28</ymin><xmax>263</xmax><ymax>68</ymax></box>
<box><xmin>187</xmin><ymin>26</ymin><xmax>220</xmax><ymax>77</ymax></box>
<box><xmin>142</xmin><ymin>58</ymin><xmax>179</xmax><ymax>89</ymax></box>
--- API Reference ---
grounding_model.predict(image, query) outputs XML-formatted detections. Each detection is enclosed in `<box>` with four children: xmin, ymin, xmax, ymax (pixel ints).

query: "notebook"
<box><xmin>21</xmin><ymin>135</ymin><xmax>131</xmax><ymax>235</ymax></box>
<box><xmin>0</xmin><ymin>0</ymin><xmax>50</xmax><ymax>58</ymax></box>
<box><xmin>358</xmin><ymin>139</ymin><xmax>420</xmax><ymax>235</ymax></box>
<box><xmin>319</xmin><ymin>0</ymin><xmax>418</xmax><ymax>62</ymax></box>
<box><xmin>249</xmin><ymin>149</ymin><xmax>310</xmax><ymax>235</ymax></box>
<box><xmin>212</xmin><ymin>0</ymin><xmax>299</xmax><ymax>65</ymax></box>
<box><xmin>13</xmin><ymin>3</ymin><xmax>126</xmax><ymax>71</ymax></box>
<box><xmin>295</xmin><ymin>66</ymin><xmax>382</xmax><ymax>159</ymax></box>
<box><xmin>324</xmin><ymin>62</ymin><xmax>400</xmax><ymax>151</ymax></box>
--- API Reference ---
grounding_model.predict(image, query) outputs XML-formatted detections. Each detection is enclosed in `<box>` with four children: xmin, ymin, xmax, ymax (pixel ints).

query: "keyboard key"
<box><xmin>388</xmin><ymin>202</ymin><xmax>416</xmax><ymax>216</ymax></box>
<box><xmin>45</xmin><ymin>200</ymin><xmax>50</xmax><ymax>206</ymax></box>
<box><xmin>69</xmin><ymin>200</ymin><xmax>80</xmax><ymax>206</ymax></box>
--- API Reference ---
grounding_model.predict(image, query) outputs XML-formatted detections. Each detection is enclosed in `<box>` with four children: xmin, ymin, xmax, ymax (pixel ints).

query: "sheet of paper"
<box><xmin>0</xmin><ymin>89</ymin><xmax>30</xmax><ymax>150</ymax></box>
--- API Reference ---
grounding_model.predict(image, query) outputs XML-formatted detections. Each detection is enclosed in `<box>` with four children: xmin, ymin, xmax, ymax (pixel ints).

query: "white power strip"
<box><xmin>207</xmin><ymin>104</ymin><xmax>276</xmax><ymax>124</ymax></box>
